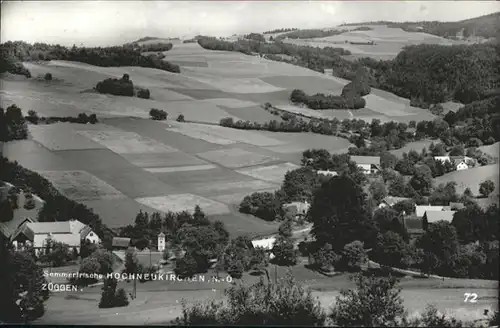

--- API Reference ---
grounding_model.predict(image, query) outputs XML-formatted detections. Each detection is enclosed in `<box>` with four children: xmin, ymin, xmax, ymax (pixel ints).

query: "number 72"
<box><xmin>464</xmin><ymin>293</ymin><xmax>478</xmax><ymax>303</ymax></box>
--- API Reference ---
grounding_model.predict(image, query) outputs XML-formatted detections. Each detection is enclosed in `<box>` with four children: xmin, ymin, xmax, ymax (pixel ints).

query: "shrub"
<box><xmin>114</xmin><ymin>288</ymin><xmax>129</xmax><ymax>307</ymax></box>
<box><xmin>44</xmin><ymin>73</ymin><xmax>52</xmax><ymax>81</ymax></box>
<box><xmin>340</xmin><ymin>240</ymin><xmax>367</xmax><ymax>272</ymax></box>
<box><xmin>329</xmin><ymin>273</ymin><xmax>407</xmax><ymax>327</ymax></box>
<box><xmin>479</xmin><ymin>180</ymin><xmax>495</xmax><ymax>198</ymax></box>
<box><xmin>174</xmin><ymin>272</ymin><xmax>326</xmax><ymax>326</ymax></box>
<box><xmin>149</xmin><ymin>108</ymin><xmax>168</xmax><ymax>120</ymax></box>
<box><xmin>174</xmin><ymin>252</ymin><xmax>198</xmax><ymax>278</ymax></box>
<box><xmin>176</xmin><ymin>114</ymin><xmax>185</xmax><ymax>122</ymax></box>
<box><xmin>136</xmin><ymin>88</ymin><xmax>150</xmax><ymax>99</ymax></box>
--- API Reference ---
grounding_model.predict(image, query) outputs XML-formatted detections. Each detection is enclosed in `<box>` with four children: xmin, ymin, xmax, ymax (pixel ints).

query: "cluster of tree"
<box><xmin>38</xmin><ymin>240</ymin><xmax>78</xmax><ymax>267</ymax></box>
<box><xmin>219</xmin><ymin>115</ymin><xmax>346</xmax><ymax>138</ymax></box>
<box><xmin>389</xmin><ymin>147</ymin><xmax>457</xmax><ymax>178</ymax></box>
<box><xmin>0</xmin><ymin>246</ymin><xmax>50</xmax><ymax>323</ymax></box>
<box><xmin>243</xmin><ymin>33</ymin><xmax>266</xmax><ymax>42</ymax></box>
<box><xmin>98</xmin><ymin>277</ymin><xmax>129</xmax><ymax>308</ymax></box>
<box><xmin>25</xmin><ymin>110</ymin><xmax>98</xmax><ymax>125</ymax></box>
<box><xmin>374</xmin><ymin>44</ymin><xmax>499</xmax><ymax>104</ymax></box>
<box><xmin>0</xmin><ymin>45</ymin><xmax>31</xmax><ymax>77</ymax></box>
<box><xmin>262</xmin><ymin>28</ymin><xmax>298</xmax><ymax>34</ymax></box>
<box><xmin>149</xmin><ymin>108</ymin><xmax>168</xmax><ymax>120</ymax></box>
<box><xmin>0</xmin><ymin>105</ymin><xmax>28</xmax><ymax>141</ymax></box>
<box><xmin>95</xmin><ymin>73</ymin><xmax>150</xmax><ymax>99</ymax></box>
<box><xmin>136</xmin><ymin>42</ymin><xmax>173</xmax><ymax>52</ymax></box>
<box><xmin>214</xmin><ymin>236</ymin><xmax>269</xmax><ymax>279</ymax></box>
<box><xmin>70</xmin><ymin>247</ymin><xmax>115</xmax><ymax>286</ymax></box>
<box><xmin>290</xmin><ymin>89</ymin><xmax>366</xmax><ymax>110</ymax></box>
<box><xmin>0</xmin><ymin>41</ymin><xmax>181</xmax><ymax>73</ymax></box>
<box><xmin>182</xmin><ymin>39</ymin><xmax>197</xmax><ymax>44</ymax></box>
<box><xmin>0</xmin><ymin>157</ymin><xmax>113</xmax><ymax>248</ymax></box>
<box><xmin>117</xmin><ymin>207</ymin><xmax>230</xmax><ymax>278</ymax></box>
<box><xmin>274</xmin><ymin>28</ymin><xmax>348</xmax><ymax>41</ymax></box>
<box><xmin>176</xmin><ymin>270</ymin><xmax>491</xmax><ymax>327</ymax></box>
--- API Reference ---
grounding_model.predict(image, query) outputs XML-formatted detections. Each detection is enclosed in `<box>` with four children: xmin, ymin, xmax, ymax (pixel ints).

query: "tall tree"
<box><xmin>309</xmin><ymin>176</ymin><xmax>378</xmax><ymax>251</ymax></box>
<box><xmin>272</xmin><ymin>219</ymin><xmax>298</xmax><ymax>266</ymax></box>
<box><xmin>409</xmin><ymin>164</ymin><xmax>433</xmax><ymax>196</ymax></box>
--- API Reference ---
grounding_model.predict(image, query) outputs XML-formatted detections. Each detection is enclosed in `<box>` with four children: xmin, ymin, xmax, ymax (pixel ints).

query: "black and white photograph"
<box><xmin>0</xmin><ymin>0</ymin><xmax>499</xmax><ymax>325</ymax></box>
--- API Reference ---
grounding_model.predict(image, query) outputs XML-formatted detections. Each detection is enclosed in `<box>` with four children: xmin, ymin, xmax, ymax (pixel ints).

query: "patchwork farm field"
<box><xmin>1</xmin><ymin>39</ymin><xmax>440</xmax><ymax>235</ymax></box>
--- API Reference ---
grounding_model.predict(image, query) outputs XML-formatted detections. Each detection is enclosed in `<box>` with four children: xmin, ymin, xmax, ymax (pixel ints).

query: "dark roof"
<box><xmin>112</xmin><ymin>237</ymin><xmax>131</xmax><ymax>247</ymax></box>
<box><xmin>80</xmin><ymin>225</ymin><xmax>93</xmax><ymax>239</ymax></box>
<box><xmin>0</xmin><ymin>217</ymin><xmax>35</xmax><ymax>241</ymax></box>
<box><xmin>350</xmin><ymin>156</ymin><xmax>380</xmax><ymax>166</ymax></box>
<box><xmin>404</xmin><ymin>217</ymin><xmax>423</xmax><ymax>230</ymax></box>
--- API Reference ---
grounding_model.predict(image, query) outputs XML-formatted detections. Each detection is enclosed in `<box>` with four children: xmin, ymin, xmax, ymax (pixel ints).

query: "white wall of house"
<box><xmin>456</xmin><ymin>162</ymin><xmax>468</xmax><ymax>170</ymax></box>
<box><xmin>84</xmin><ymin>231</ymin><xmax>100</xmax><ymax>244</ymax></box>
<box><xmin>357</xmin><ymin>163</ymin><xmax>372</xmax><ymax>174</ymax></box>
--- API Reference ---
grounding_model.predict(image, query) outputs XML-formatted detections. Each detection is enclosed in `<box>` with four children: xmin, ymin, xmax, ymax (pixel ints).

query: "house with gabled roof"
<box><xmin>415</xmin><ymin>205</ymin><xmax>449</xmax><ymax>217</ymax></box>
<box><xmin>350</xmin><ymin>156</ymin><xmax>380</xmax><ymax>174</ymax></box>
<box><xmin>422</xmin><ymin>210</ymin><xmax>457</xmax><ymax>230</ymax></box>
<box><xmin>23</xmin><ymin>219</ymin><xmax>99</xmax><ymax>255</ymax></box>
<box><xmin>317</xmin><ymin>170</ymin><xmax>338</xmax><ymax>177</ymax></box>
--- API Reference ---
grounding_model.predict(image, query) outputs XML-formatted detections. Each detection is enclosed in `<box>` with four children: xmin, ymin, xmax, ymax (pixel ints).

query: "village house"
<box><xmin>317</xmin><ymin>170</ymin><xmax>338</xmax><ymax>177</ymax></box>
<box><xmin>282</xmin><ymin>200</ymin><xmax>310</xmax><ymax>220</ymax></box>
<box><xmin>433</xmin><ymin>156</ymin><xmax>475</xmax><ymax>170</ymax></box>
<box><xmin>422</xmin><ymin>210</ymin><xmax>457</xmax><ymax>230</ymax></box>
<box><xmin>112</xmin><ymin>237</ymin><xmax>131</xmax><ymax>250</ymax></box>
<box><xmin>378</xmin><ymin>196</ymin><xmax>411</xmax><ymax>209</ymax></box>
<box><xmin>251</xmin><ymin>237</ymin><xmax>276</xmax><ymax>251</ymax></box>
<box><xmin>350</xmin><ymin>156</ymin><xmax>380</xmax><ymax>174</ymax></box>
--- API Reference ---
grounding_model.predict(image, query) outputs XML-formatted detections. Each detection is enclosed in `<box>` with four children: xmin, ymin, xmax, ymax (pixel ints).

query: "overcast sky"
<box><xmin>1</xmin><ymin>1</ymin><xmax>499</xmax><ymax>46</ymax></box>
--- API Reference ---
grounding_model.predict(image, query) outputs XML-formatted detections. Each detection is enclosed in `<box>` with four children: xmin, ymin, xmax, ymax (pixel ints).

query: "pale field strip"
<box><xmin>135</xmin><ymin>194</ymin><xmax>230</xmax><ymax>215</ymax></box>
<box><xmin>77</xmin><ymin>130</ymin><xmax>178</xmax><ymax>154</ymax></box>
<box><xmin>274</xmin><ymin>104</ymin><xmax>330</xmax><ymax>119</ymax></box>
<box><xmin>166</xmin><ymin>122</ymin><xmax>284</xmax><ymax>147</ymax></box>
<box><xmin>210</xmin><ymin>188</ymin><xmax>279</xmax><ymax>205</ymax></box>
<box><xmin>196</xmin><ymin>148</ymin><xmax>280</xmax><ymax>169</ymax></box>
<box><xmin>39</xmin><ymin>170</ymin><xmax>126</xmax><ymax>201</ymax></box>
<box><xmin>363</xmin><ymin>94</ymin><xmax>416</xmax><ymax>116</ymax></box>
<box><xmin>186</xmin><ymin>76</ymin><xmax>284</xmax><ymax>93</ymax></box>
<box><xmin>236</xmin><ymin>162</ymin><xmax>301</xmax><ymax>183</ymax></box>
<box><xmin>120</xmin><ymin>152</ymin><xmax>209</xmax><ymax>168</ymax></box>
<box><xmin>201</xmin><ymin>98</ymin><xmax>259</xmax><ymax>108</ymax></box>
<box><xmin>29</xmin><ymin>124</ymin><xmax>106</xmax><ymax>151</ymax></box>
<box><xmin>144</xmin><ymin>164</ymin><xmax>218</xmax><ymax>173</ymax></box>
<box><xmin>189</xmin><ymin>179</ymin><xmax>278</xmax><ymax>194</ymax></box>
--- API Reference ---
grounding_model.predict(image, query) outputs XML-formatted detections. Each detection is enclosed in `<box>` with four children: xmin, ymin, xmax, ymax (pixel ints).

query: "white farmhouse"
<box><xmin>317</xmin><ymin>170</ymin><xmax>338</xmax><ymax>177</ymax></box>
<box><xmin>350</xmin><ymin>156</ymin><xmax>380</xmax><ymax>174</ymax></box>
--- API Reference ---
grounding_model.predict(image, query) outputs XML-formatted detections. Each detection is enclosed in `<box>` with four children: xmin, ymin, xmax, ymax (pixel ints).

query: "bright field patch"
<box><xmin>39</xmin><ymin>170</ymin><xmax>125</xmax><ymax>201</ymax></box>
<box><xmin>261</xmin><ymin>76</ymin><xmax>345</xmax><ymax>95</ymax></box>
<box><xmin>363</xmin><ymin>94</ymin><xmax>414</xmax><ymax>116</ymax></box>
<box><xmin>135</xmin><ymin>194</ymin><xmax>230</xmax><ymax>215</ymax></box>
<box><xmin>166</xmin><ymin>122</ymin><xmax>284</xmax><ymax>147</ymax></box>
<box><xmin>196</xmin><ymin>148</ymin><xmax>280</xmax><ymax>168</ymax></box>
<box><xmin>201</xmin><ymin>98</ymin><xmax>259</xmax><ymax>108</ymax></box>
<box><xmin>144</xmin><ymin>164</ymin><xmax>218</xmax><ymax>173</ymax></box>
<box><xmin>29</xmin><ymin>124</ymin><xmax>105</xmax><ymax>151</ymax></box>
<box><xmin>77</xmin><ymin>130</ymin><xmax>177</xmax><ymax>154</ymax></box>
<box><xmin>189</xmin><ymin>179</ymin><xmax>278</xmax><ymax>195</ymax></box>
<box><xmin>236</xmin><ymin>162</ymin><xmax>301</xmax><ymax>183</ymax></box>
<box><xmin>120</xmin><ymin>152</ymin><xmax>208</xmax><ymax>168</ymax></box>
<box><xmin>209</xmin><ymin>187</ymin><xmax>279</xmax><ymax>205</ymax></box>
